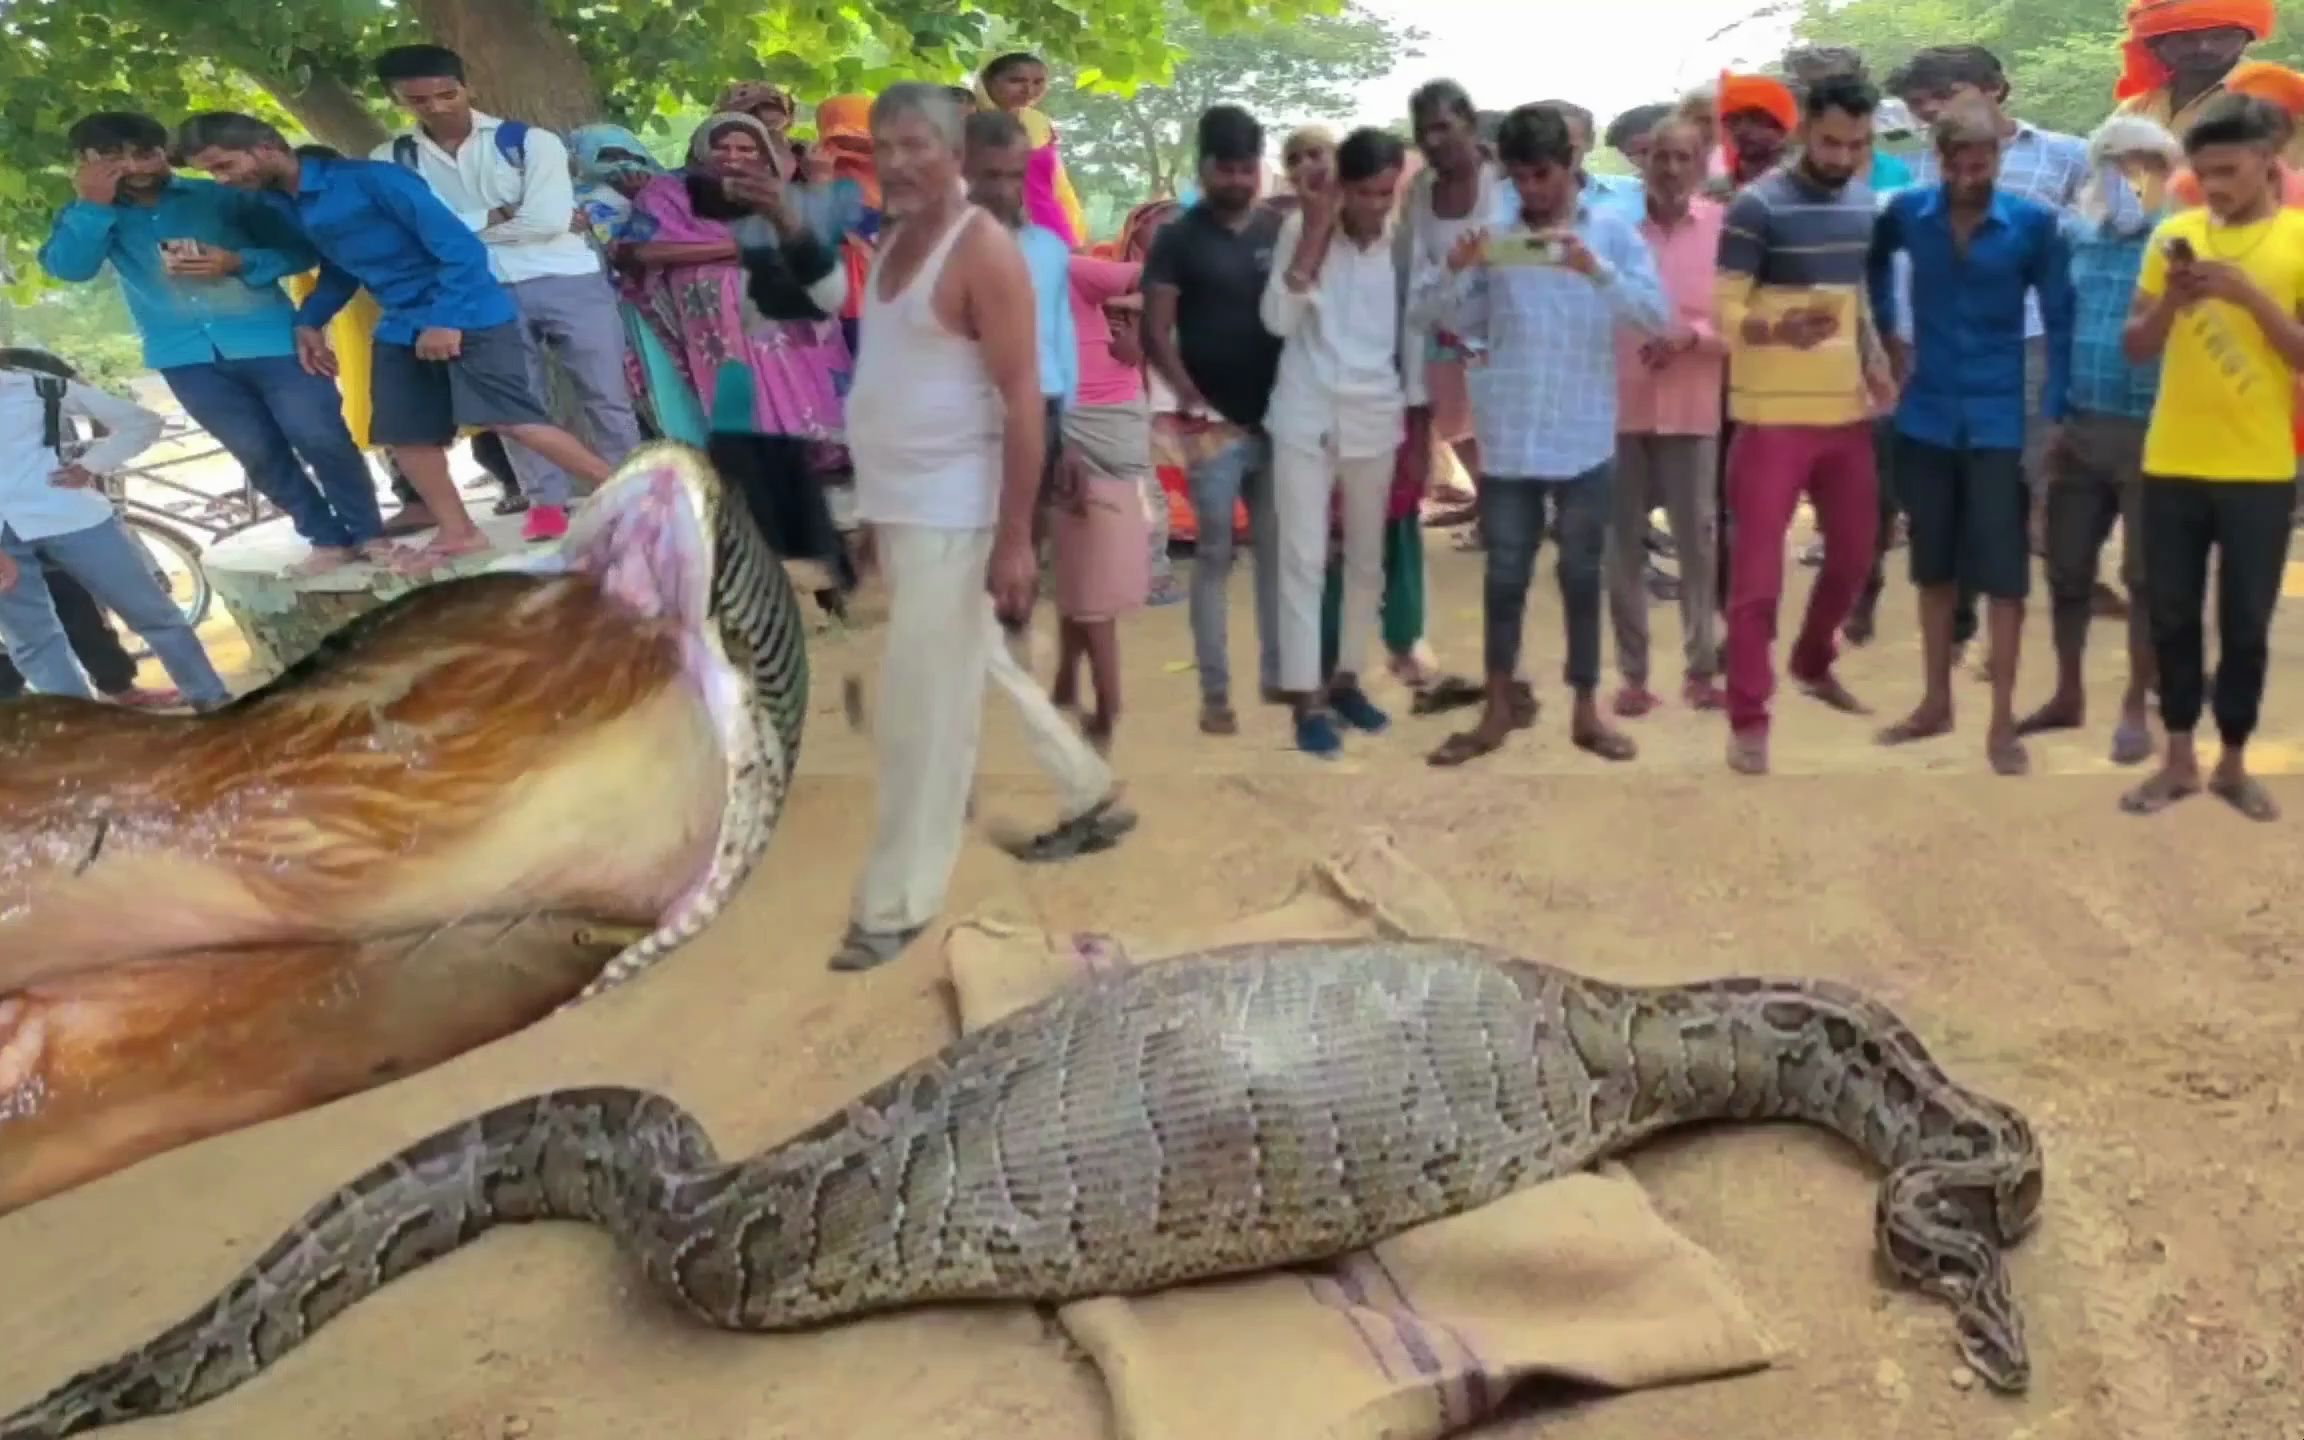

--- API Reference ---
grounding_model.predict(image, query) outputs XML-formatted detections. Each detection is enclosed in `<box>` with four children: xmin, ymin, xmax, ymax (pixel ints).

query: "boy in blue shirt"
<box><xmin>40</xmin><ymin>112</ymin><xmax>385</xmax><ymax>574</ymax></box>
<box><xmin>177</xmin><ymin>111</ymin><xmax>610</xmax><ymax>573</ymax></box>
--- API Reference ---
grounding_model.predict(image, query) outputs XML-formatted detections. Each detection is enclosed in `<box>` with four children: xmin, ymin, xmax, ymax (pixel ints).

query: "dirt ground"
<box><xmin>6</xmin><ymin>529</ymin><xmax>2304</xmax><ymax>1440</ymax></box>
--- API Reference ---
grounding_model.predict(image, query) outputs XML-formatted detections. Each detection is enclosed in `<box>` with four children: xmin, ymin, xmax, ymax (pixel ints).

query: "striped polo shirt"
<box><xmin>1715</xmin><ymin>167</ymin><xmax>1878</xmax><ymax>427</ymax></box>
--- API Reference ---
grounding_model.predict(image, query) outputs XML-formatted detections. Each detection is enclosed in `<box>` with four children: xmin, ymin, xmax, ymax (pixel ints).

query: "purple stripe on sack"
<box><xmin>1366</xmin><ymin>1248</ymin><xmax>1495</xmax><ymax>1421</ymax></box>
<box><xmin>1299</xmin><ymin>1263</ymin><xmax>1404</xmax><ymax>1383</ymax></box>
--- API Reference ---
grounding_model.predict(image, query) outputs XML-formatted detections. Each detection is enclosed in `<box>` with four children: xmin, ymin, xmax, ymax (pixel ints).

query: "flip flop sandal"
<box><xmin>829</xmin><ymin>922</ymin><xmax>923</xmax><ymax>972</ymax></box>
<box><xmin>2109</xmin><ymin>720</ymin><xmax>2153</xmax><ymax>767</ymax></box>
<box><xmin>2119</xmin><ymin>773</ymin><xmax>2198</xmax><ymax>816</ymax></box>
<box><xmin>1410</xmin><ymin>675</ymin><xmax>1486</xmax><ymax>715</ymax></box>
<box><xmin>1426</xmin><ymin>730</ymin><xmax>1504</xmax><ymax>768</ymax></box>
<box><xmin>2211</xmin><ymin>775</ymin><xmax>2281</xmax><ymax>822</ymax></box>
<box><xmin>996</xmin><ymin>799</ymin><xmax>1139</xmax><ymax>863</ymax></box>
<box><xmin>494</xmin><ymin>495</ymin><xmax>531</xmax><ymax>516</ymax></box>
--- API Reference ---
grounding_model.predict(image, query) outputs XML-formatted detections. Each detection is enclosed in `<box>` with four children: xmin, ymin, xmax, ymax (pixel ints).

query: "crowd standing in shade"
<box><xmin>9</xmin><ymin>2</ymin><xmax>2304</xmax><ymax>967</ymax></box>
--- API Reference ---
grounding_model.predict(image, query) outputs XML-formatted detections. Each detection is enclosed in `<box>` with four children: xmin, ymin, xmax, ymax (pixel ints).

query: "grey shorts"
<box><xmin>1062</xmin><ymin>398</ymin><xmax>1154</xmax><ymax>480</ymax></box>
<box><xmin>370</xmin><ymin>320</ymin><xmax>554</xmax><ymax>448</ymax></box>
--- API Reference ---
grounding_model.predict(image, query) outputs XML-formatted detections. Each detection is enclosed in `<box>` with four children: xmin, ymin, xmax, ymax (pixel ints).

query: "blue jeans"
<box><xmin>1186</xmin><ymin>430</ymin><xmax>1280</xmax><ymax>704</ymax></box>
<box><xmin>1481</xmin><ymin>466</ymin><xmax>1612</xmax><ymax>691</ymax></box>
<box><xmin>0</xmin><ymin>519</ymin><xmax>230</xmax><ymax>707</ymax></box>
<box><xmin>162</xmin><ymin>355</ymin><xmax>383</xmax><ymax>549</ymax></box>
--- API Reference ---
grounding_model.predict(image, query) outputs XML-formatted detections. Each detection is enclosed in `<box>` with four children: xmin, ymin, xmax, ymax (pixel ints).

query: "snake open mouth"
<box><xmin>0</xmin><ymin>449</ymin><xmax>771</xmax><ymax>1215</ymax></box>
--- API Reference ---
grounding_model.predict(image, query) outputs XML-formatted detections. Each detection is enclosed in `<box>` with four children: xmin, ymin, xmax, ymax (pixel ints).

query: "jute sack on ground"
<box><xmin>942</xmin><ymin>830</ymin><xmax>1777</xmax><ymax>1440</ymax></box>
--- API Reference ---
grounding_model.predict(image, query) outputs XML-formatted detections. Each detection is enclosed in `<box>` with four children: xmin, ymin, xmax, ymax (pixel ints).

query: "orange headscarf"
<box><xmin>1715</xmin><ymin>72</ymin><xmax>1799</xmax><ymax>174</ymax></box>
<box><xmin>810</xmin><ymin>93</ymin><xmax>879</xmax><ymax>210</ymax></box>
<box><xmin>2228</xmin><ymin>58</ymin><xmax>2304</xmax><ymax>112</ymax></box>
<box><xmin>2116</xmin><ymin>0</ymin><xmax>2277</xmax><ymax>101</ymax></box>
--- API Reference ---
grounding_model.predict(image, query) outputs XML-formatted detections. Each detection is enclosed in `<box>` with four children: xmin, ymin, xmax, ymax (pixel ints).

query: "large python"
<box><xmin>0</xmin><ymin>442</ymin><xmax>807</xmax><ymax>1214</ymax></box>
<box><xmin>0</xmin><ymin>939</ymin><xmax>2044</xmax><ymax>1436</ymax></box>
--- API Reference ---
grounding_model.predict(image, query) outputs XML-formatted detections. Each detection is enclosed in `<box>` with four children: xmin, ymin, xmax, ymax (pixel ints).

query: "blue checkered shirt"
<box><xmin>2063</xmin><ymin>209</ymin><xmax>2162</xmax><ymax>420</ymax></box>
<box><xmin>1443</xmin><ymin>203</ymin><xmax>1670</xmax><ymax>480</ymax></box>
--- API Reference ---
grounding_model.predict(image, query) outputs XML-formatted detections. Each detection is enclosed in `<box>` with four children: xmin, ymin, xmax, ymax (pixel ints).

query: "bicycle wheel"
<box><xmin>117</xmin><ymin>517</ymin><xmax>214</xmax><ymax>655</ymax></box>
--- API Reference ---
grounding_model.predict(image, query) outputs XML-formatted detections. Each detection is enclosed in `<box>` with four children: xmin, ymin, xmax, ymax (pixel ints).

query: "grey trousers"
<box><xmin>1607</xmin><ymin>432</ymin><xmax>1720</xmax><ymax>686</ymax></box>
<box><xmin>2044</xmin><ymin>410</ymin><xmax>2148</xmax><ymax>661</ymax></box>
<box><xmin>500</xmin><ymin>270</ymin><xmax>643</xmax><ymax>506</ymax></box>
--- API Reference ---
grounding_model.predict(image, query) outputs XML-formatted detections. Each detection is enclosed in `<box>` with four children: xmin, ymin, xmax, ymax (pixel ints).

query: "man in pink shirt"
<box><xmin>1607</xmin><ymin>117</ymin><xmax>1729</xmax><ymax>717</ymax></box>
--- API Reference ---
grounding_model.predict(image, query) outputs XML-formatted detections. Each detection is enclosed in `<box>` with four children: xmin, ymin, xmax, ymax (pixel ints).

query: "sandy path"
<box><xmin>5</xmin><ymin>537</ymin><xmax>2302</xmax><ymax>1440</ymax></box>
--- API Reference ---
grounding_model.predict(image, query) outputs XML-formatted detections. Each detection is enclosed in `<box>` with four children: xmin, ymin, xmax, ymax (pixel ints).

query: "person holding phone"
<box><xmin>1422</xmin><ymin>103</ymin><xmax>1670</xmax><ymax>770</ymax></box>
<box><xmin>38</xmin><ymin>112</ymin><xmax>389</xmax><ymax>576</ymax></box>
<box><xmin>1712</xmin><ymin>73</ymin><xmax>1892</xmax><ymax>776</ymax></box>
<box><xmin>2118</xmin><ymin>94</ymin><xmax>2304</xmax><ymax>821</ymax></box>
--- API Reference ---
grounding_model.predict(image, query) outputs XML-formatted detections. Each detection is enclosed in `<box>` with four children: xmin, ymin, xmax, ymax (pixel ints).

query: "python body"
<box><xmin>0</xmin><ymin>443</ymin><xmax>807</xmax><ymax>1214</ymax></box>
<box><xmin>0</xmin><ymin>940</ymin><xmax>2045</xmax><ymax>1436</ymax></box>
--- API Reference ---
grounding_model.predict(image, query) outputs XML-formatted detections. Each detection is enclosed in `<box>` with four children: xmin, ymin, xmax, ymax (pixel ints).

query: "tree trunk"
<box><xmin>407</xmin><ymin>0</ymin><xmax>603</xmax><ymax>133</ymax></box>
<box><xmin>250</xmin><ymin>65</ymin><xmax>391</xmax><ymax>157</ymax></box>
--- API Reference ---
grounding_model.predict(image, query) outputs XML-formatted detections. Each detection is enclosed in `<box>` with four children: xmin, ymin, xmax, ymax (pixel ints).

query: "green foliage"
<box><xmin>1039</xmin><ymin>1</ymin><xmax>1425</xmax><ymax>213</ymax></box>
<box><xmin>1</xmin><ymin>0</ymin><xmax>1332</xmax><ymax>283</ymax></box>
<box><xmin>0</xmin><ymin>285</ymin><xmax>148</xmax><ymax>393</ymax></box>
<box><xmin>1790</xmin><ymin>0</ymin><xmax>2304</xmax><ymax>137</ymax></box>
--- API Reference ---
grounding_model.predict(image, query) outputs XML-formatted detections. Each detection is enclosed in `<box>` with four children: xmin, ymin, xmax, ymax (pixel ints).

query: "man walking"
<box><xmin>1143</xmin><ymin>105</ymin><xmax>1285</xmax><ymax>737</ymax></box>
<box><xmin>1714</xmin><ymin>73</ymin><xmax>1889</xmax><ymax>776</ymax></box>
<box><xmin>39</xmin><ymin>112</ymin><xmax>386</xmax><ymax>574</ymax></box>
<box><xmin>835</xmin><ymin>85</ymin><xmax>1132</xmax><ymax>972</ymax></box>
<box><xmin>1608</xmin><ymin>116</ymin><xmax>1726</xmax><ymax>717</ymax></box>
<box><xmin>2119</xmin><ymin>95</ymin><xmax>2304</xmax><ymax>821</ymax></box>
<box><xmin>2018</xmin><ymin>116</ymin><xmax>2181</xmax><ymax>765</ymax></box>
<box><xmin>178</xmin><ymin>112</ymin><xmax>611</xmax><ymax>574</ymax></box>
<box><xmin>1425</xmin><ymin>103</ymin><xmax>1670</xmax><ymax>769</ymax></box>
<box><xmin>371</xmin><ymin>45</ymin><xmax>641</xmax><ymax>543</ymax></box>
<box><xmin>1869</xmin><ymin>99</ymin><xmax>2075</xmax><ymax>776</ymax></box>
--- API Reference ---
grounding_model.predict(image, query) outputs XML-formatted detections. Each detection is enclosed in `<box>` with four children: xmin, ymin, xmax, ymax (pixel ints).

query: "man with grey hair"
<box><xmin>2015</xmin><ymin>113</ymin><xmax>2178</xmax><ymax>763</ymax></box>
<box><xmin>1867</xmin><ymin>97</ymin><xmax>2075</xmax><ymax>776</ymax></box>
<box><xmin>833</xmin><ymin>82</ymin><xmax>1133</xmax><ymax>973</ymax></box>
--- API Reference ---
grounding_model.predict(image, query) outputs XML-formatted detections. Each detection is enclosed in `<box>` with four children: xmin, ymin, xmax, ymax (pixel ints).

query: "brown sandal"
<box><xmin>1427</xmin><ymin>729</ymin><xmax>1506</xmax><ymax>768</ymax></box>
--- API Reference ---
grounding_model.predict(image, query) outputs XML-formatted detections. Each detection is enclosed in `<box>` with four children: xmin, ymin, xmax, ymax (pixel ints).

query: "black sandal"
<box><xmin>996</xmin><ymin>798</ymin><xmax>1139</xmax><ymax>863</ymax></box>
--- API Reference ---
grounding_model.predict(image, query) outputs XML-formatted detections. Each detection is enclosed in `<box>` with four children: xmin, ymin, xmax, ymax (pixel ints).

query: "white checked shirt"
<box><xmin>1433</xmin><ymin>202</ymin><xmax>1671</xmax><ymax>480</ymax></box>
<box><xmin>370</xmin><ymin>112</ymin><xmax>599</xmax><ymax>285</ymax></box>
<box><xmin>1896</xmin><ymin>122</ymin><xmax>2088</xmax><ymax>341</ymax></box>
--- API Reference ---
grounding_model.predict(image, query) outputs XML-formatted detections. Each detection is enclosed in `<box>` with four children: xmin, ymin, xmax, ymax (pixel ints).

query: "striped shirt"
<box><xmin>1715</xmin><ymin>167</ymin><xmax>1878</xmax><ymax>428</ymax></box>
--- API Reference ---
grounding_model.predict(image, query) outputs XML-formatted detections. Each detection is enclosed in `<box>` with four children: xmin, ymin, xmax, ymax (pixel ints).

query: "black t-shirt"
<box><xmin>1143</xmin><ymin>203</ymin><xmax>1285</xmax><ymax>428</ymax></box>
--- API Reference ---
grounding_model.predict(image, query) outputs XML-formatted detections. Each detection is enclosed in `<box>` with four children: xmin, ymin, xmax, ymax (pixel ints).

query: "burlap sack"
<box><xmin>942</xmin><ymin>830</ymin><xmax>1776</xmax><ymax>1440</ymax></box>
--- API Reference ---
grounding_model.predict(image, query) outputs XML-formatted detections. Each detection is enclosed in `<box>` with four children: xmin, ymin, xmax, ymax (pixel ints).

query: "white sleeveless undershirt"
<box><xmin>848</xmin><ymin>206</ymin><xmax>1005</xmax><ymax>530</ymax></box>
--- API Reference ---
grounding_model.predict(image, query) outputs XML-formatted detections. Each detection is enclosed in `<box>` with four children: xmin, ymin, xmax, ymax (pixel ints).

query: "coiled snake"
<box><xmin>1</xmin><ymin>939</ymin><xmax>2043</xmax><ymax>1436</ymax></box>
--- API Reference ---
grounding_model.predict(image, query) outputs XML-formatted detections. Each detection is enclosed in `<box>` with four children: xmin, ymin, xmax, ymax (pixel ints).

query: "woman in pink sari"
<box><xmin>625</xmin><ymin>114</ymin><xmax>850</xmax><ymax>457</ymax></box>
<box><xmin>625</xmin><ymin>114</ymin><xmax>853</xmax><ymax>589</ymax></box>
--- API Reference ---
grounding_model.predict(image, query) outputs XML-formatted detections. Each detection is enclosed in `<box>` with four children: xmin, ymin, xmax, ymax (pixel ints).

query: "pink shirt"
<box><xmin>1068</xmin><ymin>256</ymin><xmax>1143</xmax><ymax>409</ymax></box>
<box><xmin>1616</xmin><ymin>196</ymin><xmax>1728</xmax><ymax>437</ymax></box>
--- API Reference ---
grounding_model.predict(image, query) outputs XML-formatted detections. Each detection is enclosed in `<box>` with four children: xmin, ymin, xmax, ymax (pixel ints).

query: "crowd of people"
<box><xmin>4</xmin><ymin>0</ymin><xmax>2304</xmax><ymax>973</ymax></box>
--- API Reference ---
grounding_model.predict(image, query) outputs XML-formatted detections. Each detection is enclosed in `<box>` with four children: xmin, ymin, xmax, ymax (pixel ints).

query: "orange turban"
<box><xmin>1716</xmin><ymin>72</ymin><xmax>1799</xmax><ymax>174</ymax></box>
<box><xmin>811</xmin><ymin>93</ymin><xmax>879</xmax><ymax>209</ymax></box>
<box><xmin>2228</xmin><ymin>59</ymin><xmax>2304</xmax><ymax>114</ymax></box>
<box><xmin>2117</xmin><ymin>0</ymin><xmax>2277</xmax><ymax>101</ymax></box>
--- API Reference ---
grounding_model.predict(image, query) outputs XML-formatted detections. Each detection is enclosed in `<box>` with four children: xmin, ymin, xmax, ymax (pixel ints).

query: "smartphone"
<box><xmin>2165</xmin><ymin>237</ymin><xmax>2195</xmax><ymax>265</ymax></box>
<box><xmin>1485</xmin><ymin>233</ymin><xmax>1566</xmax><ymax>267</ymax></box>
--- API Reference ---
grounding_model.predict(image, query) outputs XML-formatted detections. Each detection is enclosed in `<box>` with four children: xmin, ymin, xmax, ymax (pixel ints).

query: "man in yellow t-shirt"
<box><xmin>2122</xmin><ymin>94</ymin><xmax>2304</xmax><ymax>821</ymax></box>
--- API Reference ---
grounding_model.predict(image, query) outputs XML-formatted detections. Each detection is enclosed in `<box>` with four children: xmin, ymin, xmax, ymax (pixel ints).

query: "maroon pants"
<box><xmin>1723</xmin><ymin>421</ymin><xmax>1879</xmax><ymax>734</ymax></box>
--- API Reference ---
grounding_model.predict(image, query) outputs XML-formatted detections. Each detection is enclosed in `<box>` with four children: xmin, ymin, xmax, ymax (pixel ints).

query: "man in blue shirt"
<box><xmin>1867</xmin><ymin>98</ymin><xmax>2076</xmax><ymax>777</ymax></box>
<box><xmin>177</xmin><ymin>111</ymin><xmax>610</xmax><ymax>573</ymax></box>
<box><xmin>2016</xmin><ymin>117</ymin><xmax>2180</xmax><ymax>767</ymax></box>
<box><xmin>962</xmin><ymin>109</ymin><xmax>1077</xmax><ymax>527</ymax></box>
<box><xmin>38</xmin><ymin>112</ymin><xmax>386</xmax><ymax>573</ymax></box>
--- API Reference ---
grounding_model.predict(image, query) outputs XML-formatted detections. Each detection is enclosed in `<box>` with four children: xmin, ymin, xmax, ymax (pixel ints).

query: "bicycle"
<box><xmin>99</xmin><ymin>414</ymin><xmax>284</xmax><ymax>657</ymax></box>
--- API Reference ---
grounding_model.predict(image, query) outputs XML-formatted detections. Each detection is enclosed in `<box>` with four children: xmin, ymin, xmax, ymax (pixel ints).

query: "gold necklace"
<box><xmin>2200</xmin><ymin>208</ymin><xmax>2277</xmax><ymax>263</ymax></box>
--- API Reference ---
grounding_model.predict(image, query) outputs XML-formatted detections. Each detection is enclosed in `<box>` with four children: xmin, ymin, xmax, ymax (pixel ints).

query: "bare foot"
<box><xmin>2120</xmin><ymin>766</ymin><xmax>2200</xmax><ymax>815</ymax></box>
<box><xmin>1726</xmin><ymin>729</ymin><xmax>1768</xmax><ymax>775</ymax></box>
<box><xmin>2209</xmin><ymin>766</ymin><xmax>2280</xmax><ymax>822</ymax></box>
<box><xmin>1877</xmin><ymin>706</ymin><xmax>1953</xmax><ymax>746</ymax></box>
<box><xmin>1987</xmin><ymin>728</ymin><xmax>2030</xmax><ymax>776</ymax></box>
<box><xmin>283</xmin><ymin>546</ymin><xmax>357</xmax><ymax>578</ymax></box>
<box><xmin>1572</xmin><ymin>722</ymin><xmax>1638</xmax><ymax>762</ymax></box>
<box><xmin>388</xmin><ymin>532</ymin><xmax>492</xmax><ymax>576</ymax></box>
<box><xmin>1795</xmin><ymin>670</ymin><xmax>1871</xmax><ymax>715</ymax></box>
<box><xmin>2110</xmin><ymin>711</ymin><xmax>2154</xmax><ymax>767</ymax></box>
<box><xmin>1613</xmin><ymin>685</ymin><xmax>1661</xmax><ymax>718</ymax></box>
<box><xmin>1429</xmin><ymin>725</ymin><xmax>1508</xmax><ymax>767</ymax></box>
<box><xmin>1682</xmin><ymin>675</ymin><xmax>1726</xmax><ymax>710</ymax></box>
<box><xmin>2015</xmin><ymin>695</ymin><xmax>2084</xmax><ymax>737</ymax></box>
<box><xmin>1199</xmin><ymin>699</ymin><xmax>1238</xmax><ymax>736</ymax></box>
<box><xmin>1508</xmin><ymin>679</ymin><xmax>1538</xmax><ymax>730</ymax></box>
<box><xmin>1841</xmin><ymin>606</ymin><xmax>1876</xmax><ymax>647</ymax></box>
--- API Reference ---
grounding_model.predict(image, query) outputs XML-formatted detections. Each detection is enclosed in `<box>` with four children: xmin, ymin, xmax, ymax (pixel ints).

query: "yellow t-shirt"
<box><xmin>2137</xmin><ymin>208</ymin><xmax>2304</xmax><ymax>482</ymax></box>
